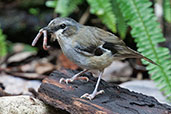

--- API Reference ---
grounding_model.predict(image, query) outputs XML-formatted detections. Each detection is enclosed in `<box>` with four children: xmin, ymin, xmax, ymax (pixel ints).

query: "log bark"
<box><xmin>37</xmin><ymin>69</ymin><xmax>171</xmax><ymax>114</ymax></box>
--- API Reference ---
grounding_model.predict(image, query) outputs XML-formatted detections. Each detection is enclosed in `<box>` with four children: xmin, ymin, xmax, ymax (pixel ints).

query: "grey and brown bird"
<box><xmin>32</xmin><ymin>17</ymin><xmax>157</xmax><ymax>100</ymax></box>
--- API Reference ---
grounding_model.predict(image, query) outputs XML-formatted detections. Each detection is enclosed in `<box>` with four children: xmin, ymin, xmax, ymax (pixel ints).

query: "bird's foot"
<box><xmin>59</xmin><ymin>77</ymin><xmax>89</xmax><ymax>84</ymax></box>
<box><xmin>80</xmin><ymin>90</ymin><xmax>104</xmax><ymax>100</ymax></box>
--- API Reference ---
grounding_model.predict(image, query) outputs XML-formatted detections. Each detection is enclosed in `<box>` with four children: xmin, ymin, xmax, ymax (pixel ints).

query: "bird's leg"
<box><xmin>80</xmin><ymin>71</ymin><xmax>104</xmax><ymax>100</ymax></box>
<box><xmin>59</xmin><ymin>69</ymin><xmax>89</xmax><ymax>84</ymax></box>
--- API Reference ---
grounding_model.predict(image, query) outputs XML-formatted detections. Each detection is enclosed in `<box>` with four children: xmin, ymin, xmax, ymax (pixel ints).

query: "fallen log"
<box><xmin>37</xmin><ymin>69</ymin><xmax>171</xmax><ymax>114</ymax></box>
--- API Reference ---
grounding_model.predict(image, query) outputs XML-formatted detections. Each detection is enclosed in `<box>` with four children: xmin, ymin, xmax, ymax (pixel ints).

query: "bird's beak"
<box><xmin>42</xmin><ymin>26</ymin><xmax>53</xmax><ymax>33</ymax></box>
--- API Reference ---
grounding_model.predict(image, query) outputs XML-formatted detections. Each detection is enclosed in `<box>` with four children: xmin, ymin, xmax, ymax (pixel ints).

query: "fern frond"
<box><xmin>110</xmin><ymin>0</ymin><xmax>128</xmax><ymax>39</ymax></box>
<box><xmin>87</xmin><ymin>0</ymin><xmax>117</xmax><ymax>33</ymax></box>
<box><xmin>163</xmin><ymin>0</ymin><xmax>171</xmax><ymax>23</ymax></box>
<box><xmin>0</xmin><ymin>29</ymin><xmax>7</xmax><ymax>57</ymax></box>
<box><xmin>118</xmin><ymin>0</ymin><xmax>171</xmax><ymax>100</ymax></box>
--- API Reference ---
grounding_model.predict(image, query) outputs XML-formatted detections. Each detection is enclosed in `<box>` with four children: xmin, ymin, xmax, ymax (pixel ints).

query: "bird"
<box><xmin>32</xmin><ymin>17</ymin><xmax>157</xmax><ymax>100</ymax></box>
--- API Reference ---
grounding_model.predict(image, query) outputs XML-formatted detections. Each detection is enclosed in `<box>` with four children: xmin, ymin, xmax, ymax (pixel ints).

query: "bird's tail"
<box><xmin>126</xmin><ymin>47</ymin><xmax>158</xmax><ymax>65</ymax></box>
<box><xmin>141</xmin><ymin>56</ymin><xmax>158</xmax><ymax>65</ymax></box>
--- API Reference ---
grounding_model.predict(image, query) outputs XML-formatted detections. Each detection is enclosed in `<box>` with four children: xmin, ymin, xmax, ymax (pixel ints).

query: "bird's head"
<box><xmin>43</xmin><ymin>17</ymin><xmax>81</xmax><ymax>40</ymax></box>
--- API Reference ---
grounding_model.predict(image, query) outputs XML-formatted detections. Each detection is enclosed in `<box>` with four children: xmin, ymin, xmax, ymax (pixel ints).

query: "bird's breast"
<box><xmin>58</xmin><ymin>37</ymin><xmax>90</xmax><ymax>68</ymax></box>
<box><xmin>58</xmin><ymin>37</ymin><xmax>114</xmax><ymax>70</ymax></box>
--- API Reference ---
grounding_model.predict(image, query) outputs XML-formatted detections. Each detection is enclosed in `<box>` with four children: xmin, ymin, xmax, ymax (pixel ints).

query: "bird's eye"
<box><xmin>60</xmin><ymin>24</ymin><xmax>66</xmax><ymax>29</ymax></box>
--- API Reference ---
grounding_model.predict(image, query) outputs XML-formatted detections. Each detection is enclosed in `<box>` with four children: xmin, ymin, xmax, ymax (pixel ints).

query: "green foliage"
<box><xmin>0</xmin><ymin>29</ymin><xmax>7</xmax><ymax>57</ymax></box>
<box><xmin>87</xmin><ymin>0</ymin><xmax>117</xmax><ymax>33</ymax></box>
<box><xmin>29</xmin><ymin>8</ymin><xmax>39</xmax><ymax>16</ymax></box>
<box><xmin>118</xmin><ymin>0</ymin><xmax>171</xmax><ymax>100</ymax></box>
<box><xmin>45</xmin><ymin>0</ymin><xmax>58</xmax><ymax>8</ymax></box>
<box><xmin>110</xmin><ymin>0</ymin><xmax>127</xmax><ymax>38</ymax></box>
<box><xmin>23</xmin><ymin>44</ymin><xmax>38</xmax><ymax>52</ymax></box>
<box><xmin>6</xmin><ymin>42</ymin><xmax>37</xmax><ymax>54</ymax></box>
<box><xmin>46</xmin><ymin>0</ymin><xmax>84</xmax><ymax>17</ymax></box>
<box><xmin>56</xmin><ymin>0</ymin><xmax>84</xmax><ymax>17</ymax></box>
<box><xmin>163</xmin><ymin>0</ymin><xmax>171</xmax><ymax>23</ymax></box>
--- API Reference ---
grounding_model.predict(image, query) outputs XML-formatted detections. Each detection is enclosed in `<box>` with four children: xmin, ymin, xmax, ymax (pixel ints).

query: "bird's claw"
<box><xmin>59</xmin><ymin>78</ymin><xmax>73</xmax><ymax>84</ymax></box>
<box><xmin>80</xmin><ymin>90</ymin><xmax>104</xmax><ymax>100</ymax></box>
<box><xmin>59</xmin><ymin>77</ymin><xmax>89</xmax><ymax>84</ymax></box>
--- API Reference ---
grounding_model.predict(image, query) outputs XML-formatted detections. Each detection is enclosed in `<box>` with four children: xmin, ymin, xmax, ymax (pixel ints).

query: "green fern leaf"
<box><xmin>0</xmin><ymin>29</ymin><xmax>7</xmax><ymax>57</ymax></box>
<box><xmin>110</xmin><ymin>0</ymin><xmax>128</xmax><ymax>39</ymax></box>
<box><xmin>87</xmin><ymin>0</ymin><xmax>117</xmax><ymax>32</ymax></box>
<box><xmin>118</xmin><ymin>0</ymin><xmax>171</xmax><ymax>100</ymax></box>
<box><xmin>163</xmin><ymin>0</ymin><xmax>171</xmax><ymax>23</ymax></box>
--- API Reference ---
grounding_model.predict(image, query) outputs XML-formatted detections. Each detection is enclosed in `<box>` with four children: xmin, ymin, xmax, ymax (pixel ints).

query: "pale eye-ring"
<box><xmin>60</xmin><ymin>24</ymin><xmax>66</xmax><ymax>29</ymax></box>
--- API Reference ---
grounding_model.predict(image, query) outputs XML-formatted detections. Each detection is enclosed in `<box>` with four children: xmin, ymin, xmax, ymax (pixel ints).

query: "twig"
<box><xmin>79</xmin><ymin>7</ymin><xmax>90</xmax><ymax>24</ymax></box>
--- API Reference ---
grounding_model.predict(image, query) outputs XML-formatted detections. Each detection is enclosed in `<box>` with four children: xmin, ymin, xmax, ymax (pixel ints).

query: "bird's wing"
<box><xmin>88</xmin><ymin>26</ymin><xmax>157</xmax><ymax>65</ymax></box>
<box><xmin>86</xmin><ymin>26</ymin><xmax>145</xmax><ymax>58</ymax></box>
<box><xmin>74</xmin><ymin>26</ymin><xmax>129</xmax><ymax>57</ymax></box>
<box><xmin>73</xmin><ymin>26</ymin><xmax>108</xmax><ymax>57</ymax></box>
<box><xmin>89</xmin><ymin>27</ymin><xmax>125</xmax><ymax>45</ymax></box>
<box><xmin>73</xmin><ymin>26</ymin><xmax>126</xmax><ymax>57</ymax></box>
<box><xmin>88</xmin><ymin>26</ymin><xmax>131</xmax><ymax>56</ymax></box>
<box><xmin>74</xmin><ymin>44</ymin><xmax>104</xmax><ymax>57</ymax></box>
<box><xmin>89</xmin><ymin>26</ymin><xmax>129</xmax><ymax>48</ymax></box>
